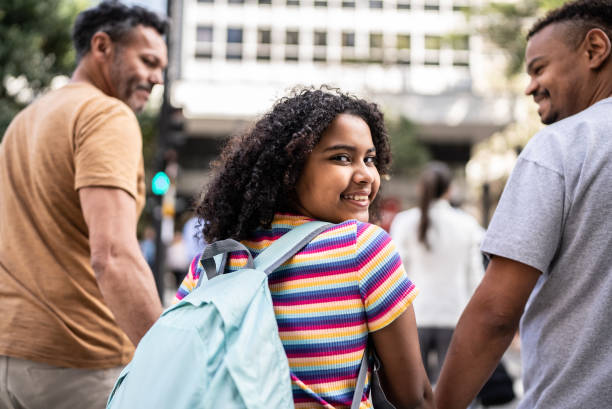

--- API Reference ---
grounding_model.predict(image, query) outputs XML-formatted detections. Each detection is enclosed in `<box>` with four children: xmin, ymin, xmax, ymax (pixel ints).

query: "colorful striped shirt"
<box><xmin>175</xmin><ymin>213</ymin><xmax>417</xmax><ymax>408</ymax></box>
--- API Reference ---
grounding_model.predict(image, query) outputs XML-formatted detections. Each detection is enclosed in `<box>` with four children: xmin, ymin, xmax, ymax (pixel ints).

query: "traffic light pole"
<box><xmin>151</xmin><ymin>0</ymin><xmax>174</xmax><ymax>303</ymax></box>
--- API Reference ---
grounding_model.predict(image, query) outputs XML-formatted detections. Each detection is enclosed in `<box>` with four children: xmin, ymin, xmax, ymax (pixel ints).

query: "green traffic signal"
<box><xmin>152</xmin><ymin>171</ymin><xmax>171</xmax><ymax>195</ymax></box>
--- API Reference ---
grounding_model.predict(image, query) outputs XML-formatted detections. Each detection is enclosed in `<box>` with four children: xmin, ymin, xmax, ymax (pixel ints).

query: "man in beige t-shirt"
<box><xmin>0</xmin><ymin>2</ymin><xmax>167</xmax><ymax>408</ymax></box>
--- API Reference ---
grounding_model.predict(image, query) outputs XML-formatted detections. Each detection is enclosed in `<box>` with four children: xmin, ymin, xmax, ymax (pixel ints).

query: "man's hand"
<box><xmin>80</xmin><ymin>186</ymin><xmax>162</xmax><ymax>346</ymax></box>
<box><xmin>434</xmin><ymin>256</ymin><xmax>540</xmax><ymax>409</ymax></box>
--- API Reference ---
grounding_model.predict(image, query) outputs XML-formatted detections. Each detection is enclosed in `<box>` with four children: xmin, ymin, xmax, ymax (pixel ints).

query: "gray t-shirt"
<box><xmin>481</xmin><ymin>97</ymin><xmax>612</xmax><ymax>409</ymax></box>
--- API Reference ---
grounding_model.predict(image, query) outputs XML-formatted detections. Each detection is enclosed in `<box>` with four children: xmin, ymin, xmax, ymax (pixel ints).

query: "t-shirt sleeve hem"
<box><xmin>75</xmin><ymin>176</ymin><xmax>138</xmax><ymax>200</ymax></box>
<box><xmin>481</xmin><ymin>239</ymin><xmax>547</xmax><ymax>275</ymax></box>
<box><xmin>368</xmin><ymin>286</ymin><xmax>418</xmax><ymax>333</ymax></box>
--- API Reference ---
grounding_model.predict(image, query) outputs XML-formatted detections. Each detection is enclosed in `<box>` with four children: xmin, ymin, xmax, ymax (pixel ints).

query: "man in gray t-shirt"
<box><xmin>435</xmin><ymin>1</ymin><xmax>612</xmax><ymax>408</ymax></box>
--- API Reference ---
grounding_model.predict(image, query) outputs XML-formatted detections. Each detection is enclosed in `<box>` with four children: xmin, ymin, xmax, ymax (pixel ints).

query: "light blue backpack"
<box><xmin>106</xmin><ymin>221</ymin><xmax>332</xmax><ymax>409</ymax></box>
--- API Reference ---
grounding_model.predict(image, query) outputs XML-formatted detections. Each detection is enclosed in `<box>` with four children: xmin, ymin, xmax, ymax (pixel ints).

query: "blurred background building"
<box><xmin>163</xmin><ymin>0</ymin><xmax>519</xmax><ymax>212</ymax></box>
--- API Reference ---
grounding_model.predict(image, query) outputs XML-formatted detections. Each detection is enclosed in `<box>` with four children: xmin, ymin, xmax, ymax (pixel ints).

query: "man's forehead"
<box><xmin>526</xmin><ymin>24</ymin><xmax>568</xmax><ymax>61</ymax></box>
<box><xmin>125</xmin><ymin>25</ymin><xmax>167</xmax><ymax>58</ymax></box>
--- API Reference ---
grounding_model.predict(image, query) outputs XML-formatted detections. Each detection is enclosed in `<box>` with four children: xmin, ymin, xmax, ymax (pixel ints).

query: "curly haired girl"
<box><xmin>176</xmin><ymin>87</ymin><xmax>433</xmax><ymax>409</ymax></box>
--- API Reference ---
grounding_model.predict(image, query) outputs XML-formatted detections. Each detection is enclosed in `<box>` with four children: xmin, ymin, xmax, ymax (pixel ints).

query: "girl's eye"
<box><xmin>365</xmin><ymin>156</ymin><xmax>377</xmax><ymax>165</ymax></box>
<box><xmin>332</xmin><ymin>154</ymin><xmax>350</xmax><ymax>163</ymax></box>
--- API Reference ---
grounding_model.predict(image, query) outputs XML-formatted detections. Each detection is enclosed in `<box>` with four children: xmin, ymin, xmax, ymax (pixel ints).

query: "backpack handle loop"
<box><xmin>200</xmin><ymin>239</ymin><xmax>254</xmax><ymax>280</ymax></box>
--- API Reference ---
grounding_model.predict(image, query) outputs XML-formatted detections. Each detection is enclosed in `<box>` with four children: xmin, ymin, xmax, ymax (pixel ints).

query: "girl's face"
<box><xmin>294</xmin><ymin>113</ymin><xmax>380</xmax><ymax>223</ymax></box>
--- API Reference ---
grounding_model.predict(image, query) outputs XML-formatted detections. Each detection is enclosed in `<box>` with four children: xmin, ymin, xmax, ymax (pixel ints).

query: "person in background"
<box><xmin>390</xmin><ymin>162</ymin><xmax>484</xmax><ymax>384</ymax></box>
<box><xmin>175</xmin><ymin>87</ymin><xmax>434</xmax><ymax>409</ymax></box>
<box><xmin>0</xmin><ymin>2</ymin><xmax>167</xmax><ymax>408</ymax></box>
<box><xmin>140</xmin><ymin>226</ymin><xmax>157</xmax><ymax>269</ymax></box>
<box><xmin>182</xmin><ymin>215</ymin><xmax>207</xmax><ymax>265</ymax></box>
<box><xmin>435</xmin><ymin>1</ymin><xmax>612</xmax><ymax>408</ymax></box>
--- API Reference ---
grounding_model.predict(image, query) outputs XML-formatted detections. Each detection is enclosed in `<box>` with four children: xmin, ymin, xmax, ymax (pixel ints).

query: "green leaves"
<box><xmin>0</xmin><ymin>0</ymin><xmax>85</xmax><ymax>137</ymax></box>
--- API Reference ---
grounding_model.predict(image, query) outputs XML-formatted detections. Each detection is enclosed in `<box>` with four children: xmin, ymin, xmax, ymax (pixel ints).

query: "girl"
<box><xmin>176</xmin><ymin>88</ymin><xmax>433</xmax><ymax>409</ymax></box>
<box><xmin>390</xmin><ymin>162</ymin><xmax>484</xmax><ymax>384</ymax></box>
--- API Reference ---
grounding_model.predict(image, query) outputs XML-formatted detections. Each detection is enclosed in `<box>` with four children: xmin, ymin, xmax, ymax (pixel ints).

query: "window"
<box><xmin>452</xmin><ymin>34</ymin><xmax>470</xmax><ymax>66</ymax></box>
<box><xmin>425</xmin><ymin>35</ymin><xmax>441</xmax><ymax>50</ymax></box>
<box><xmin>424</xmin><ymin>0</ymin><xmax>439</xmax><ymax>11</ymax></box>
<box><xmin>286</xmin><ymin>30</ymin><xmax>299</xmax><ymax>45</ymax></box>
<box><xmin>452</xmin><ymin>35</ymin><xmax>469</xmax><ymax>50</ymax></box>
<box><xmin>342</xmin><ymin>1</ymin><xmax>355</xmax><ymax>8</ymax></box>
<box><xmin>314</xmin><ymin>30</ymin><xmax>327</xmax><ymax>46</ymax></box>
<box><xmin>369</xmin><ymin>0</ymin><xmax>383</xmax><ymax>8</ymax></box>
<box><xmin>286</xmin><ymin>0</ymin><xmax>300</xmax><ymax>5</ymax></box>
<box><xmin>197</xmin><ymin>0</ymin><xmax>214</xmax><ymax>3</ymax></box>
<box><xmin>396</xmin><ymin>34</ymin><xmax>410</xmax><ymax>64</ymax></box>
<box><xmin>424</xmin><ymin>35</ymin><xmax>441</xmax><ymax>65</ymax></box>
<box><xmin>314</xmin><ymin>0</ymin><xmax>327</xmax><ymax>6</ymax></box>
<box><xmin>258</xmin><ymin>0</ymin><xmax>272</xmax><ymax>4</ymax></box>
<box><xmin>453</xmin><ymin>2</ymin><xmax>470</xmax><ymax>12</ymax></box>
<box><xmin>285</xmin><ymin>29</ymin><xmax>299</xmax><ymax>61</ymax></box>
<box><xmin>226</xmin><ymin>28</ymin><xmax>243</xmax><ymax>60</ymax></box>
<box><xmin>228</xmin><ymin>0</ymin><xmax>245</xmax><ymax>3</ymax></box>
<box><xmin>341</xmin><ymin>31</ymin><xmax>356</xmax><ymax>63</ymax></box>
<box><xmin>342</xmin><ymin>31</ymin><xmax>355</xmax><ymax>47</ymax></box>
<box><xmin>370</xmin><ymin>33</ymin><xmax>383</xmax><ymax>49</ymax></box>
<box><xmin>313</xmin><ymin>30</ymin><xmax>327</xmax><ymax>62</ymax></box>
<box><xmin>369</xmin><ymin>33</ymin><xmax>383</xmax><ymax>63</ymax></box>
<box><xmin>197</xmin><ymin>26</ymin><xmax>213</xmax><ymax>42</ymax></box>
<box><xmin>257</xmin><ymin>28</ymin><xmax>272</xmax><ymax>61</ymax></box>
<box><xmin>397</xmin><ymin>0</ymin><xmax>410</xmax><ymax>9</ymax></box>
<box><xmin>195</xmin><ymin>25</ymin><xmax>213</xmax><ymax>59</ymax></box>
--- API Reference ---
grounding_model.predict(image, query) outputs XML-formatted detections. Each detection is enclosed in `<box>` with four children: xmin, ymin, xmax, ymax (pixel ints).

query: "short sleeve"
<box><xmin>354</xmin><ymin>223</ymin><xmax>417</xmax><ymax>332</ymax></box>
<box><xmin>73</xmin><ymin>98</ymin><xmax>143</xmax><ymax>199</ymax></box>
<box><xmin>481</xmin><ymin>157</ymin><xmax>565</xmax><ymax>274</ymax></box>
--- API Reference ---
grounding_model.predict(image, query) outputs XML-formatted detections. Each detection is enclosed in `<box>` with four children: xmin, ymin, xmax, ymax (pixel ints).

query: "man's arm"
<box><xmin>80</xmin><ymin>186</ymin><xmax>163</xmax><ymax>346</ymax></box>
<box><xmin>434</xmin><ymin>256</ymin><xmax>541</xmax><ymax>409</ymax></box>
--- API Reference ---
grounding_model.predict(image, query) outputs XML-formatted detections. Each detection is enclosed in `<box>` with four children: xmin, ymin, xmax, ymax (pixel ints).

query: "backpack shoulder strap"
<box><xmin>254</xmin><ymin>221</ymin><xmax>331</xmax><ymax>275</ymax></box>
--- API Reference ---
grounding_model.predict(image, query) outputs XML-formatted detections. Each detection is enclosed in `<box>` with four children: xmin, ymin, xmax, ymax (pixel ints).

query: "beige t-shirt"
<box><xmin>0</xmin><ymin>82</ymin><xmax>145</xmax><ymax>368</ymax></box>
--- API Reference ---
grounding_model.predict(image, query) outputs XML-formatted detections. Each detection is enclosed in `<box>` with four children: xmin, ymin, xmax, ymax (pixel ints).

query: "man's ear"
<box><xmin>90</xmin><ymin>31</ymin><xmax>114</xmax><ymax>62</ymax></box>
<box><xmin>584</xmin><ymin>28</ymin><xmax>611</xmax><ymax>69</ymax></box>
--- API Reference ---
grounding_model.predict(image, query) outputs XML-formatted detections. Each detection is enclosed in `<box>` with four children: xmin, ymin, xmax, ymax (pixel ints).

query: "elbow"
<box><xmin>90</xmin><ymin>239</ymin><xmax>120</xmax><ymax>281</ymax></box>
<box><xmin>91</xmin><ymin>251</ymin><xmax>112</xmax><ymax>281</ymax></box>
<box><xmin>474</xmin><ymin>298</ymin><xmax>522</xmax><ymax>340</ymax></box>
<box><xmin>394</xmin><ymin>389</ymin><xmax>433</xmax><ymax>409</ymax></box>
<box><xmin>387</xmin><ymin>380</ymin><xmax>434</xmax><ymax>409</ymax></box>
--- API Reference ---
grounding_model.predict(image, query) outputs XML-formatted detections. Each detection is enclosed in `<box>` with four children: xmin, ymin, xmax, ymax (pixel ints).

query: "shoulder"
<box><xmin>522</xmin><ymin>99</ymin><xmax>611</xmax><ymax>174</ymax></box>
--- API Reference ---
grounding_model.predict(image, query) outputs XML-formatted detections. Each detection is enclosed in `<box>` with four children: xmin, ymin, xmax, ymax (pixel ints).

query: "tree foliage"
<box><xmin>478</xmin><ymin>0</ymin><xmax>567</xmax><ymax>76</ymax></box>
<box><xmin>0</xmin><ymin>0</ymin><xmax>87</xmax><ymax>137</ymax></box>
<box><xmin>387</xmin><ymin>116</ymin><xmax>430</xmax><ymax>176</ymax></box>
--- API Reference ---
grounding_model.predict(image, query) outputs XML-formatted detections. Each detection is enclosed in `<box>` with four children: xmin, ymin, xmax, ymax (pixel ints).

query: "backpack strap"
<box><xmin>351</xmin><ymin>346</ymin><xmax>370</xmax><ymax>409</ymax></box>
<box><xmin>200</xmin><ymin>239</ymin><xmax>255</xmax><ymax>280</ymax></box>
<box><xmin>254</xmin><ymin>221</ymin><xmax>331</xmax><ymax>275</ymax></box>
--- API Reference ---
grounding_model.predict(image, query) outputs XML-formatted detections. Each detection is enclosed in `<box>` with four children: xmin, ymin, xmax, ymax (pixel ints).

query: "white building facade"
<box><xmin>167</xmin><ymin>0</ymin><xmax>516</xmax><ymax>198</ymax></box>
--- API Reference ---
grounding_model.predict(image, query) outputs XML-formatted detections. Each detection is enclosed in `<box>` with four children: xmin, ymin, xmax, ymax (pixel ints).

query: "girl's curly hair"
<box><xmin>197</xmin><ymin>86</ymin><xmax>391</xmax><ymax>242</ymax></box>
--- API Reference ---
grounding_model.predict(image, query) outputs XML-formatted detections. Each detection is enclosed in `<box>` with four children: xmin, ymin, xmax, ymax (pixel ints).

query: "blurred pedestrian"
<box><xmin>181</xmin><ymin>215</ymin><xmax>207</xmax><ymax>265</ymax></box>
<box><xmin>435</xmin><ymin>1</ymin><xmax>612</xmax><ymax>408</ymax></box>
<box><xmin>166</xmin><ymin>230</ymin><xmax>189</xmax><ymax>289</ymax></box>
<box><xmin>139</xmin><ymin>226</ymin><xmax>157</xmax><ymax>269</ymax></box>
<box><xmin>0</xmin><ymin>2</ymin><xmax>167</xmax><ymax>408</ymax></box>
<box><xmin>175</xmin><ymin>87</ymin><xmax>434</xmax><ymax>408</ymax></box>
<box><xmin>390</xmin><ymin>162</ymin><xmax>484</xmax><ymax>384</ymax></box>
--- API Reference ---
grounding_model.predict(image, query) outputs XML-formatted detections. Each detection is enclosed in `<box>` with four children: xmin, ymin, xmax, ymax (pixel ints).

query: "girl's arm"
<box><xmin>371</xmin><ymin>306</ymin><xmax>435</xmax><ymax>409</ymax></box>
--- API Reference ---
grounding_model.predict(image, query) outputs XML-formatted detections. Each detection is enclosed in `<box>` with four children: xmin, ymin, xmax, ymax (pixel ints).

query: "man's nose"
<box><xmin>524</xmin><ymin>77</ymin><xmax>537</xmax><ymax>96</ymax></box>
<box><xmin>150</xmin><ymin>68</ymin><xmax>164</xmax><ymax>86</ymax></box>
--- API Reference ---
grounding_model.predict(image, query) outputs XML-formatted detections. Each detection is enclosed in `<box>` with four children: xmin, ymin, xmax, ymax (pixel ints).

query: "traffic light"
<box><xmin>151</xmin><ymin>171</ymin><xmax>171</xmax><ymax>195</ymax></box>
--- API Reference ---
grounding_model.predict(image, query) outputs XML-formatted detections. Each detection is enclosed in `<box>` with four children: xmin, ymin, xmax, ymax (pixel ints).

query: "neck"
<box><xmin>70</xmin><ymin>56</ymin><xmax>114</xmax><ymax>97</ymax></box>
<box><xmin>588</xmin><ymin>64</ymin><xmax>612</xmax><ymax>105</ymax></box>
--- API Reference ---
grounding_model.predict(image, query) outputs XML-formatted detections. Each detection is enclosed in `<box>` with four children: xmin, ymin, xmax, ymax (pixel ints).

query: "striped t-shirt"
<box><xmin>175</xmin><ymin>213</ymin><xmax>417</xmax><ymax>409</ymax></box>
